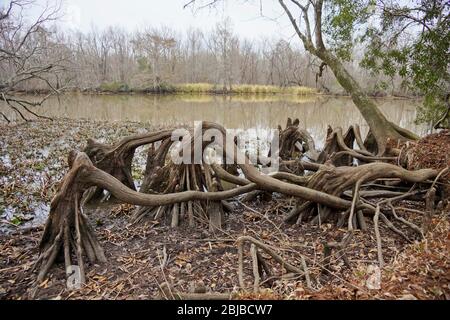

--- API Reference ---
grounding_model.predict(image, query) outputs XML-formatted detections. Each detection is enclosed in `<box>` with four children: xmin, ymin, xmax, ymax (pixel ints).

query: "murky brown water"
<box><xmin>3</xmin><ymin>94</ymin><xmax>427</xmax><ymax>145</ymax></box>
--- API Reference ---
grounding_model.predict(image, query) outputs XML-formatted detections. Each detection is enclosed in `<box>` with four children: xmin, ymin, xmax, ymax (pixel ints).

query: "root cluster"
<box><xmin>31</xmin><ymin>119</ymin><xmax>448</xmax><ymax>296</ymax></box>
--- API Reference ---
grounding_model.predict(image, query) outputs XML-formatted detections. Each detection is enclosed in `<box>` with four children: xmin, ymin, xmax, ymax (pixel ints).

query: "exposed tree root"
<box><xmin>33</xmin><ymin>151</ymin><xmax>257</xmax><ymax>289</ymax></box>
<box><xmin>32</xmin><ymin>120</ymin><xmax>446</xmax><ymax>291</ymax></box>
<box><xmin>318</xmin><ymin>126</ymin><xmax>397</xmax><ymax>166</ymax></box>
<box><xmin>32</xmin><ymin>151</ymin><xmax>107</xmax><ymax>297</ymax></box>
<box><xmin>139</xmin><ymin>138</ymin><xmax>173</xmax><ymax>194</ymax></box>
<box><xmin>133</xmin><ymin>162</ymin><xmax>228</xmax><ymax>231</ymax></box>
<box><xmin>131</xmin><ymin>128</ymin><xmax>231</xmax><ymax>230</ymax></box>
<box><xmin>83</xmin><ymin>129</ymin><xmax>173</xmax><ymax>203</ymax></box>
<box><xmin>284</xmin><ymin>162</ymin><xmax>437</xmax><ymax>226</ymax></box>
<box><xmin>276</xmin><ymin>117</ymin><xmax>320</xmax><ymax>164</ymax></box>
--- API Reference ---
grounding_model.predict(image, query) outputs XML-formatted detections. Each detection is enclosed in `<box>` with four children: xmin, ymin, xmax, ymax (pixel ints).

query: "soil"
<box><xmin>0</xmin><ymin>119</ymin><xmax>449</xmax><ymax>300</ymax></box>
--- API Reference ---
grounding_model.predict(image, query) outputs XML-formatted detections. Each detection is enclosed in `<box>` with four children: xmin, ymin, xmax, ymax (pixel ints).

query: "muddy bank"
<box><xmin>0</xmin><ymin>119</ymin><xmax>448</xmax><ymax>300</ymax></box>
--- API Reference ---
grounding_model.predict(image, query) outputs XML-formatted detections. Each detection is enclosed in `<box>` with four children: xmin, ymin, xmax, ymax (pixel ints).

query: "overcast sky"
<box><xmin>17</xmin><ymin>0</ymin><xmax>300</xmax><ymax>41</ymax></box>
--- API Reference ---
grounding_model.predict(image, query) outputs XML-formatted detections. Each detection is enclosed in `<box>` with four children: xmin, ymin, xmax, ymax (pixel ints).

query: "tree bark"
<box><xmin>316</xmin><ymin>50</ymin><xmax>409</xmax><ymax>154</ymax></box>
<box><xmin>278</xmin><ymin>0</ymin><xmax>419</xmax><ymax>155</ymax></box>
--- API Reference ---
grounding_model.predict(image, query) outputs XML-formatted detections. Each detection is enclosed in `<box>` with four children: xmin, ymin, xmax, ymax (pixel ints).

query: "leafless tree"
<box><xmin>133</xmin><ymin>27</ymin><xmax>177</xmax><ymax>88</ymax></box>
<box><xmin>0</xmin><ymin>0</ymin><xmax>68</xmax><ymax>122</ymax></box>
<box><xmin>206</xmin><ymin>18</ymin><xmax>238</xmax><ymax>91</ymax></box>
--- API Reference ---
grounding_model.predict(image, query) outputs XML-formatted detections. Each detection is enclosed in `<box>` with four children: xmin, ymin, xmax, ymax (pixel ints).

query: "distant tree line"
<box><xmin>1</xmin><ymin>9</ymin><xmax>407</xmax><ymax>96</ymax></box>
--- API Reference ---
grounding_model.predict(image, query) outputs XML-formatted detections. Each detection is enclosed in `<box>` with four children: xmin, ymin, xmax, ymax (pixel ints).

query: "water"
<box><xmin>7</xmin><ymin>93</ymin><xmax>427</xmax><ymax>145</ymax></box>
<box><xmin>0</xmin><ymin>93</ymin><xmax>428</xmax><ymax>232</ymax></box>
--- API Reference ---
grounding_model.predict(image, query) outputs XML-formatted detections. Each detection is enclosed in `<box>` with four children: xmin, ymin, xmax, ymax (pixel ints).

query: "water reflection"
<box><xmin>4</xmin><ymin>94</ymin><xmax>427</xmax><ymax>145</ymax></box>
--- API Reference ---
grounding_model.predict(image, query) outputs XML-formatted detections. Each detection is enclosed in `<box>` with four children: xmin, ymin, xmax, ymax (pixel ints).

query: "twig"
<box><xmin>424</xmin><ymin>188</ymin><xmax>436</xmax><ymax>234</ymax></box>
<box><xmin>348</xmin><ymin>179</ymin><xmax>363</xmax><ymax>231</ymax></box>
<box><xmin>300</xmin><ymin>255</ymin><xmax>312</xmax><ymax>288</ymax></box>
<box><xmin>250</xmin><ymin>244</ymin><xmax>260</xmax><ymax>293</ymax></box>
<box><xmin>388</xmin><ymin>203</ymin><xmax>423</xmax><ymax>238</ymax></box>
<box><xmin>236</xmin><ymin>236</ymin><xmax>312</xmax><ymax>290</ymax></box>
<box><xmin>374</xmin><ymin>205</ymin><xmax>384</xmax><ymax>268</ymax></box>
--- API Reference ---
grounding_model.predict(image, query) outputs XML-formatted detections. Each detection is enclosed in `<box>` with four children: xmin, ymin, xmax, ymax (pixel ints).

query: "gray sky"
<box><xmin>47</xmin><ymin>0</ymin><xmax>297</xmax><ymax>41</ymax></box>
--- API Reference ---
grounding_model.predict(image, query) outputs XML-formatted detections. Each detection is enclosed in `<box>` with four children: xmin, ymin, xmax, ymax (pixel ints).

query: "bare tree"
<box><xmin>207</xmin><ymin>18</ymin><xmax>238</xmax><ymax>91</ymax></box>
<box><xmin>185</xmin><ymin>28</ymin><xmax>204</xmax><ymax>83</ymax></box>
<box><xmin>0</xmin><ymin>0</ymin><xmax>68</xmax><ymax>122</ymax></box>
<box><xmin>133</xmin><ymin>27</ymin><xmax>177</xmax><ymax>89</ymax></box>
<box><xmin>239</xmin><ymin>39</ymin><xmax>259</xmax><ymax>84</ymax></box>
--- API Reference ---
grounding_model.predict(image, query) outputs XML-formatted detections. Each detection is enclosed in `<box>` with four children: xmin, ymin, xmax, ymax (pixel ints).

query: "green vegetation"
<box><xmin>99</xmin><ymin>81</ymin><xmax>131</xmax><ymax>93</ymax></box>
<box><xmin>10</xmin><ymin>216</ymin><xmax>23</xmax><ymax>226</ymax></box>
<box><xmin>33</xmin><ymin>162</ymin><xmax>46</xmax><ymax>171</ymax></box>
<box><xmin>355</xmin><ymin>0</ymin><xmax>450</xmax><ymax>125</ymax></box>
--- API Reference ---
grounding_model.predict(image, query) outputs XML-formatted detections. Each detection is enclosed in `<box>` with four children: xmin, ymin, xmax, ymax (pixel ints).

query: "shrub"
<box><xmin>99</xmin><ymin>81</ymin><xmax>130</xmax><ymax>93</ymax></box>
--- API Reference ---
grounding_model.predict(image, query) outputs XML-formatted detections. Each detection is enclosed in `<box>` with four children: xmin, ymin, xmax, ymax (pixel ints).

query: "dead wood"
<box><xmin>237</xmin><ymin>236</ymin><xmax>312</xmax><ymax>290</ymax></box>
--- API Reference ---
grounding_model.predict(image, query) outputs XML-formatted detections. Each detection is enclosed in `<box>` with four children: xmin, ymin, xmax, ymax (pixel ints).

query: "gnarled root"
<box><xmin>284</xmin><ymin>162</ymin><xmax>438</xmax><ymax>227</ymax></box>
<box><xmin>139</xmin><ymin>138</ymin><xmax>172</xmax><ymax>194</ymax></box>
<box><xmin>276</xmin><ymin>118</ymin><xmax>320</xmax><ymax>166</ymax></box>
<box><xmin>318</xmin><ymin>126</ymin><xmax>396</xmax><ymax>166</ymax></box>
<box><xmin>33</xmin><ymin>152</ymin><xmax>106</xmax><ymax>295</ymax></box>
<box><xmin>83</xmin><ymin>129</ymin><xmax>173</xmax><ymax>203</ymax></box>
<box><xmin>83</xmin><ymin>139</ymin><xmax>135</xmax><ymax>203</ymax></box>
<box><xmin>132</xmin><ymin>162</ymin><xmax>229</xmax><ymax>231</ymax></box>
<box><xmin>34</xmin><ymin>151</ymin><xmax>257</xmax><ymax>290</ymax></box>
<box><xmin>34</xmin><ymin>121</ymin><xmax>443</xmax><ymax>291</ymax></box>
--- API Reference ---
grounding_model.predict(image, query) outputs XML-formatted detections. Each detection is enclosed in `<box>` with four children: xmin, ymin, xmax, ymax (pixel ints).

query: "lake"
<box><xmin>4</xmin><ymin>94</ymin><xmax>428</xmax><ymax>146</ymax></box>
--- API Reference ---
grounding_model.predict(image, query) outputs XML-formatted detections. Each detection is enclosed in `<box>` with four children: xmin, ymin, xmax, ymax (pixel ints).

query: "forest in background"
<box><xmin>1</xmin><ymin>18</ymin><xmax>409</xmax><ymax>96</ymax></box>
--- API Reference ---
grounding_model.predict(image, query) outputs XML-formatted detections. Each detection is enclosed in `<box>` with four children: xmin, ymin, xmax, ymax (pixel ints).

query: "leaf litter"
<box><xmin>0</xmin><ymin>119</ymin><xmax>448</xmax><ymax>300</ymax></box>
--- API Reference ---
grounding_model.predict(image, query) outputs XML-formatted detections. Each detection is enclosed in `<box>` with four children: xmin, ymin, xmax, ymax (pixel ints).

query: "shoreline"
<box><xmin>7</xmin><ymin>88</ymin><xmax>422</xmax><ymax>101</ymax></box>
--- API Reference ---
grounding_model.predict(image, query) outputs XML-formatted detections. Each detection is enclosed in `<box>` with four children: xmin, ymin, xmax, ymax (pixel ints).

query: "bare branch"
<box><xmin>278</xmin><ymin>0</ymin><xmax>317</xmax><ymax>53</ymax></box>
<box><xmin>290</xmin><ymin>0</ymin><xmax>312</xmax><ymax>42</ymax></box>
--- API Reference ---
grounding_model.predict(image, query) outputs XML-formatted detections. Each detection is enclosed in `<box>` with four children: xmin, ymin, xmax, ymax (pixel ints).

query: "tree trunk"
<box><xmin>316</xmin><ymin>50</ymin><xmax>417</xmax><ymax>154</ymax></box>
<box><xmin>277</xmin><ymin>0</ymin><xmax>418</xmax><ymax>155</ymax></box>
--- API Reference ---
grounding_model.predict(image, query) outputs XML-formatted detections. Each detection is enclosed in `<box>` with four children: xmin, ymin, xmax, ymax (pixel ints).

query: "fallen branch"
<box><xmin>236</xmin><ymin>235</ymin><xmax>312</xmax><ymax>290</ymax></box>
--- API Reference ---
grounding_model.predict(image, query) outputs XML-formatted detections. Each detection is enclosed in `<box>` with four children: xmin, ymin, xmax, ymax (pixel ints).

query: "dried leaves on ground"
<box><xmin>0</xmin><ymin>120</ymin><xmax>448</xmax><ymax>300</ymax></box>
